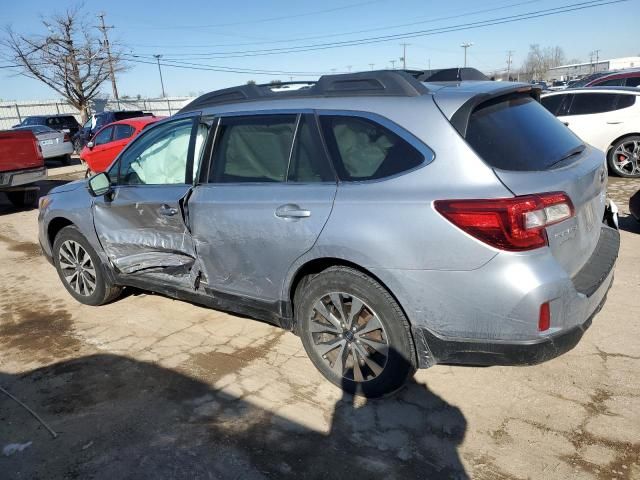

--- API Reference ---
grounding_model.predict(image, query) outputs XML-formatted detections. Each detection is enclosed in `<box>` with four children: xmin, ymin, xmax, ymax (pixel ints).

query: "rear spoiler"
<box><xmin>449</xmin><ymin>85</ymin><xmax>542</xmax><ymax>137</ymax></box>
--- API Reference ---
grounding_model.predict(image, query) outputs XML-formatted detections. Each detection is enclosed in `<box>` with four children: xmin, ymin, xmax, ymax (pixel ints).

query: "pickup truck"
<box><xmin>0</xmin><ymin>129</ymin><xmax>47</xmax><ymax>207</ymax></box>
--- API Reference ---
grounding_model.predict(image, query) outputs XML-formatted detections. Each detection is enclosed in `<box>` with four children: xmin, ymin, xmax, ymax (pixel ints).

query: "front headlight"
<box><xmin>39</xmin><ymin>195</ymin><xmax>51</xmax><ymax>210</ymax></box>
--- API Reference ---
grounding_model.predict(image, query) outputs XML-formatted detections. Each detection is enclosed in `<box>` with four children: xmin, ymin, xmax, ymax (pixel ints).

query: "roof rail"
<box><xmin>416</xmin><ymin>67</ymin><xmax>489</xmax><ymax>82</ymax></box>
<box><xmin>179</xmin><ymin>70</ymin><xmax>430</xmax><ymax>113</ymax></box>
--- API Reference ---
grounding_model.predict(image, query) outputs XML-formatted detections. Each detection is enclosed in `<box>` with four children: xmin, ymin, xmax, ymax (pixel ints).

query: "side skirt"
<box><xmin>115</xmin><ymin>275</ymin><xmax>294</xmax><ymax>331</ymax></box>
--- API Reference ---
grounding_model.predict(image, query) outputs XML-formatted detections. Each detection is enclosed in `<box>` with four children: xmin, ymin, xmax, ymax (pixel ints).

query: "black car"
<box><xmin>15</xmin><ymin>114</ymin><xmax>81</xmax><ymax>137</ymax></box>
<box><xmin>73</xmin><ymin>110</ymin><xmax>147</xmax><ymax>150</ymax></box>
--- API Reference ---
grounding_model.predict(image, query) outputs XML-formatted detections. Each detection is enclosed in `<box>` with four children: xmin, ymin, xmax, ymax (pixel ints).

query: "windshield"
<box><xmin>465</xmin><ymin>94</ymin><xmax>584</xmax><ymax>171</ymax></box>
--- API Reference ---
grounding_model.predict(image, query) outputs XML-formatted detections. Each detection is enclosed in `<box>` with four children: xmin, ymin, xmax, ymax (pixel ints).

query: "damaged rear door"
<box><xmin>93</xmin><ymin>115</ymin><xmax>207</xmax><ymax>279</ymax></box>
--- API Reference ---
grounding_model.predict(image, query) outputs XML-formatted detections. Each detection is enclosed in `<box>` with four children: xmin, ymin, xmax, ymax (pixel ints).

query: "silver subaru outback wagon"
<box><xmin>38</xmin><ymin>70</ymin><xmax>619</xmax><ymax>397</ymax></box>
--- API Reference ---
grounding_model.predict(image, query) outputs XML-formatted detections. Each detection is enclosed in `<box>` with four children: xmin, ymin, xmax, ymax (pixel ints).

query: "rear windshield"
<box><xmin>465</xmin><ymin>94</ymin><xmax>584</xmax><ymax>171</ymax></box>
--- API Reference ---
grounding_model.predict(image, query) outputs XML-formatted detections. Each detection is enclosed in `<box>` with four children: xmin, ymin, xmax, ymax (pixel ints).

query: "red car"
<box><xmin>586</xmin><ymin>69</ymin><xmax>640</xmax><ymax>87</ymax></box>
<box><xmin>80</xmin><ymin>116</ymin><xmax>165</xmax><ymax>173</ymax></box>
<box><xmin>0</xmin><ymin>129</ymin><xmax>46</xmax><ymax>207</ymax></box>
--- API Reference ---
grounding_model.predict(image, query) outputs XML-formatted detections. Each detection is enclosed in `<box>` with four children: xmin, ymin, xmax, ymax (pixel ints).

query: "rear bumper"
<box><xmin>413</xmin><ymin>281</ymin><xmax>610</xmax><ymax>366</ymax></box>
<box><xmin>0</xmin><ymin>166</ymin><xmax>47</xmax><ymax>188</ymax></box>
<box><xmin>41</xmin><ymin>142</ymin><xmax>73</xmax><ymax>158</ymax></box>
<box><xmin>371</xmin><ymin>225</ymin><xmax>619</xmax><ymax>368</ymax></box>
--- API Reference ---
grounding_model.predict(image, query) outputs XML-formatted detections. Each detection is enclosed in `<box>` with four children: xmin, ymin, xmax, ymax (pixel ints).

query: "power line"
<box><xmin>128</xmin><ymin>0</ymin><xmax>625</xmax><ymax>60</ymax></box>
<box><xmin>123</xmin><ymin>0</ymin><xmax>382</xmax><ymax>30</ymax></box>
<box><xmin>125</xmin><ymin>0</ymin><xmax>544</xmax><ymax>50</ymax></box>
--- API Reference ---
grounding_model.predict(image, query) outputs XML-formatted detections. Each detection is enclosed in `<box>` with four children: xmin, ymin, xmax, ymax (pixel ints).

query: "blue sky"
<box><xmin>1</xmin><ymin>0</ymin><xmax>638</xmax><ymax>100</ymax></box>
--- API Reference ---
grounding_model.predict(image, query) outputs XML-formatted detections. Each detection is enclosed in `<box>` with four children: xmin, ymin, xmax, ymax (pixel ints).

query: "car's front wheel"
<box><xmin>53</xmin><ymin>226</ymin><xmax>122</xmax><ymax>306</ymax></box>
<box><xmin>608</xmin><ymin>135</ymin><xmax>640</xmax><ymax>178</ymax></box>
<box><xmin>296</xmin><ymin>266</ymin><xmax>417</xmax><ymax>397</ymax></box>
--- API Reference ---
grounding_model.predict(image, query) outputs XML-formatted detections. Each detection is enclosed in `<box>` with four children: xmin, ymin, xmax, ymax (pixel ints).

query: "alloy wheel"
<box><xmin>612</xmin><ymin>140</ymin><xmax>640</xmax><ymax>176</ymax></box>
<box><xmin>58</xmin><ymin>240</ymin><xmax>97</xmax><ymax>297</ymax></box>
<box><xmin>309</xmin><ymin>292</ymin><xmax>389</xmax><ymax>382</ymax></box>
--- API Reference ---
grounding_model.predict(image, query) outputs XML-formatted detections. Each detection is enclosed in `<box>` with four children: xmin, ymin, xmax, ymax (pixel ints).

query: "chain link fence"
<box><xmin>0</xmin><ymin>97</ymin><xmax>194</xmax><ymax>130</ymax></box>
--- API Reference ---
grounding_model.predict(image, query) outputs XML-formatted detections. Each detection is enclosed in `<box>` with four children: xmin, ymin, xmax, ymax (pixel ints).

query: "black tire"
<box><xmin>60</xmin><ymin>154</ymin><xmax>72</xmax><ymax>165</ymax></box>
<box><xmin>52</xmin><ymin>225</ymin><xmax>122</xmax><ymax>306</ymax></box>
<box><xmin>7</xmin><ymin>189</ymin><xmax>38</xmax><ymax>208</ymax></box>
<box><xmin>295</xmin><ymin>266</ymin><xmax>417</xmax><ymax>397</ymax></box>
<box><xmin>607</xmin><ymin>135</ymin><xmax>640</xmax><ymax>178</ymax></box>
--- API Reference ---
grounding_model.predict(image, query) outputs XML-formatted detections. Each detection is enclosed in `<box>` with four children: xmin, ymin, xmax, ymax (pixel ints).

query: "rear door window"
<box><xmin>465</xmin><ymin>94</ymin><xmax>584</xmax><ymax>171</ymax></box>
<box><xmin>319</xmin><ymin>115</ymin><xmax>424</xmax><ymax>181</ymax></box>
<box><xmin>597</xmin><ymin>78</ymin><xmax>625</xmax><ymax>87</ymax></box>
<box><xmin>625</xmin><ymin>77</ymin><xmax>640</xmax><ymax>87</ymax></box>
<box><xmin>567</xmin><ymin>93</ymin><xmax>617</xmax><ymax>115</ymax></box>
<box><xmin>288</xmin><ymin>115</ymin><xmax>334</xmax><ymax>183</ymax></box>
<box><xmin>209</xmin><ymin>115</ymin><xmax>297</xmax><ymax>183</ymax></box>
<box><xmin>616</xmin><ymin>95</ymin><xmax>636</xmax><ymax>110</ymax></box>
<box><xmin>113</xmin><ymin>124</ymin><xmax>135</xmax><ymax>141</ymax></box>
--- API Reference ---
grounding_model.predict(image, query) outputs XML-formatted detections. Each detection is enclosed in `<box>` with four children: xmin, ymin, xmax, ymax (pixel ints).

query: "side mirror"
<box><xmin>87</xmin><ymin>141</ymin><xmax>94</xmax><ymax>149</ymax></box>
<box><xmin>87</xmin><ymin>172</ymin><xmax>112</xmax><ymax>197</ymax></box>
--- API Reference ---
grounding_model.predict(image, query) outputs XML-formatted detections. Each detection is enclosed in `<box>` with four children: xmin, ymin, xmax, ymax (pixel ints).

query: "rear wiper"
<box><xmin>550</xmin><ymin>145</ymin><xmax>586</xmax><ymax>167</ymax></box>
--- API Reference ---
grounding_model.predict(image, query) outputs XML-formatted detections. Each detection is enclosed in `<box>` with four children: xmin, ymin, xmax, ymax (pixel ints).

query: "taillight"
<box><xmin>434</xmin><ymin>192</ymin><xmax>574</xmax><ymax>251</ymax></box>
<box><xmin>63</xmin><ymin>133</ymin><xmax>70</xmax><ymax>142</ymax></box>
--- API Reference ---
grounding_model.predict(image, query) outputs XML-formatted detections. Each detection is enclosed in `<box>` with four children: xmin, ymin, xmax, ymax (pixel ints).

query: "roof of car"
<box><xmin>543</xmin><ymin>86</ymin><xmax>640</xmax><ymax>96</ymax></box>
<box><xmin>179</xmin><ymin>70</ymin><xmax>536</xmax><ymax>123</ymax></box>
<box><xmin>108</xmin><ymin>116</ymin><xmax>165</xmax><ymax>128</ymax></box>
<box><xmin>24</xmin><ymin>114</ymin><xmax>78</xmax><ymax>119</ymax></box>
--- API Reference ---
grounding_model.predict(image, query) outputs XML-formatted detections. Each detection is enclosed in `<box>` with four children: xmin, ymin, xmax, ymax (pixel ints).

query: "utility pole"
<box><xmin>506</xmin><ymin>50</ymin><xmax>514</xmax><ymax>81</ymax></box>
<box><xmin>346</xmin><ymin>65</ymin><xmax>352</xmax><ymax>72</ymax></box>
<box><xmin>154</xmin><ymin>54</ymin><xmax>166</xmax><ymax>98</ymax></box>
<box><xmin>589</xmin><ymin>51</ymin><xmax>595</xmax><ymax>73</ymax></box>
<box><xmin>428</xmin><ymin>58</ymin><xmax>431</xmax><ymax>71</ymax></box>
<box><xmin>400</xmin><ymin>43</ymin><xmax>410</xmax><ymax>70</ymax></box>
<box><xmin>593</xmin><ymin>49</ymin><xmax>601</xmax><ymax>72</ymax></box>
<box><xmin>96</xmin><ymin>13</ymin><xmax>119</xmax><ymax>101</ymax></box>
<box><xmin>460</xmin><ymin>42</ymin><xmax>473</xmax><ymax>68</ymax></box>
<box><xmin>390</xmin><ymin>59</ymin><xmax>396</xmax><ymax>69</ymax></box>
<box><xmin>369</xmin><ymin>63</ymin><xmax>375</xmax><ymax>70</ymax></box>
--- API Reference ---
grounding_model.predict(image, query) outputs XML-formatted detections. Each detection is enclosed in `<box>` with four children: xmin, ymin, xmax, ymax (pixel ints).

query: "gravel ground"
<box><xmin>0</xmin><ymin>171</ymin><xmax>639</xmax><ymax>480</ymax></box>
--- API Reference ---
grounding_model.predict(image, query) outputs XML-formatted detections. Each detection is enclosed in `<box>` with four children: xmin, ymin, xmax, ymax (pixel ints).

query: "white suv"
<box><xmin>541</xmin><ymin>87</ymin><xmax>640</xmax><ymax>177</ymax></box>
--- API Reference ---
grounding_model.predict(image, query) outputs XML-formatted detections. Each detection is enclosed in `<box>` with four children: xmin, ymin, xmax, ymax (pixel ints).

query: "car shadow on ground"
<box><xmin>0</xmin><ymin>354</ymin><xmax>468</xmax><ymax>479</ymax></box>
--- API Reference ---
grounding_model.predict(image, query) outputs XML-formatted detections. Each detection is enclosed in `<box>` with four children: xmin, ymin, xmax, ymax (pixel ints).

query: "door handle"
<box><xmin>562</xmin><ymin>121</ymin><xmax>570</xmax><ymax>126</ymax></box>
<box><xmin>275</xmin><ymin>204</ymin><xmax>311</xmax><ymax>219</ymax></box>
<box><xmin>159</xmin><ymin>204</ymin><xmax>179</xmax><ymax>216</ymax></box>
<box><xmin>606</xmin><ymin>121</ymin><xmax>622</xmax><ymax>125</ymax></box>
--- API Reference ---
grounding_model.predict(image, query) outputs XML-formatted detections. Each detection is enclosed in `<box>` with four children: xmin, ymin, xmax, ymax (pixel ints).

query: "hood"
<box><xmin>49</xmin><ymin>179</ymin><xmax>86</xmax><ymax>195</ymax></box>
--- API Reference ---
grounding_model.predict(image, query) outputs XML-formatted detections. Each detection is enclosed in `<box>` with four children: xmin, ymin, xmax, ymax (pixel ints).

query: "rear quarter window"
<box><xmin>465</xmin><ymin>94</ymin><xmax>584</xmax><ymax>171</ymax></box>
<box><xmin>567</xmin><ymin>93</ymin><xmax>618</xmax><ymax>115</ymax></box>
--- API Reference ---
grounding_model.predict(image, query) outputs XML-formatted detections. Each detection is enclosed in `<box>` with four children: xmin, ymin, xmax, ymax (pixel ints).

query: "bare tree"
<box><xmin>521</xmin><ymin>44</ymin><xmax>567</xmax><ymax>81</ymax></box>
<box><xmin>2</xmin><ymin>7</ymin><xmax>127</xmax><ymax>121</ymax></box>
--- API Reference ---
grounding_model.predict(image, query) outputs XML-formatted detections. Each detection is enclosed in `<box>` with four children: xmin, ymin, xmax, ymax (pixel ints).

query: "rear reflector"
<box><xmin>434</xmin><ymin>192</ymin><xmax>574</xmax><ymax>251</ymax></box>
<box><xmin>539</xmin><ymin>302</ymin><xmax>551</xmax><ymax>331</ymax></box>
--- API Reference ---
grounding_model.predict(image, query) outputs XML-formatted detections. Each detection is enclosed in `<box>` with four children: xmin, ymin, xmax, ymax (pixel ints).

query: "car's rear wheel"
<box><xmin>60</xmin><ymin>154</ymin><xmax>72</xmax><ymax>165</ymax></box>
<box><xmin>7</xmin><ymin>189</ymin><xmax>38</xmax><ymax>208</ymax></box>
<box><xmin>296</xmin><ymin>266</ymin><xmax>416</xmax><ymax>397</ymax></box>
<box><xmin>53</xmin><ymin>226</ymin><xmax>122</xmax><ymax>306</ymax></box>
<box><xmin>608</xmin><ymin>136</ymin><xmax>640</xmax><ymax>178</ymax></box>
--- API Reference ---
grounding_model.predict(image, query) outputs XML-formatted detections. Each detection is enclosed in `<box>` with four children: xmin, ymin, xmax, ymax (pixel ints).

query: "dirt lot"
<box><xmin>1</xmin><ymin>171</ymin><xmax>639</xmax><ymax>480</ymax></box>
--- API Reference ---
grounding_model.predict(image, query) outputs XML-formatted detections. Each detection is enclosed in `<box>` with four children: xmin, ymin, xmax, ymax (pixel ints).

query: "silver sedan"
<box><xmin>14</xmin><ymin>125</ymin><xmax>74</xmax><ymax>163</ymax></box>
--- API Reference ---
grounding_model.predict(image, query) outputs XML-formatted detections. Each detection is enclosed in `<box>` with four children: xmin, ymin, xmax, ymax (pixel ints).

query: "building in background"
<box><xmin>546</xmin><ymin>56</ymin><xmax>640</xmax><ymax>81</ymax></box>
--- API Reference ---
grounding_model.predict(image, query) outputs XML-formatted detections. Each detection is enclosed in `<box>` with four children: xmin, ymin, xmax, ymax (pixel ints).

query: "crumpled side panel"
<box><xmin>112</xmin><ymin>251</ymin><xmax>195</xmax><ymax>274</ymax></box>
